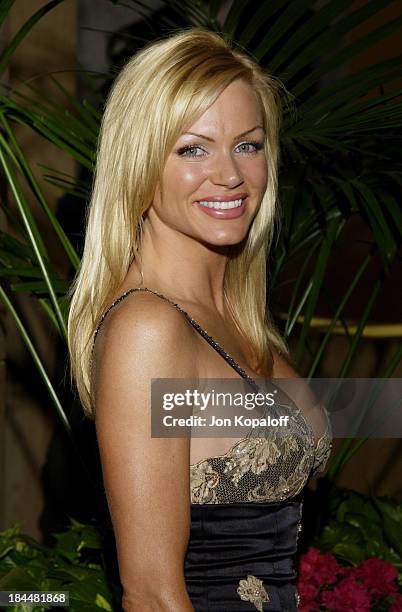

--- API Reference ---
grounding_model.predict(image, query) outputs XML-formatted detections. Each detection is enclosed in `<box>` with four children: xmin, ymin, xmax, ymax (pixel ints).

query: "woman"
<box><xmin>68</xmin><ymin>27</ymin><xmax>332</xmax><ymax>611</ymax></box>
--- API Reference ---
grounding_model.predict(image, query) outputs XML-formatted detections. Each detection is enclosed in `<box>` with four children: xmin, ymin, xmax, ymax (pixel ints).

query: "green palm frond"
<box><xmin>0</xmin><ymin>0</ymin><xmax>64</xmax><ymax>76</ymax></box>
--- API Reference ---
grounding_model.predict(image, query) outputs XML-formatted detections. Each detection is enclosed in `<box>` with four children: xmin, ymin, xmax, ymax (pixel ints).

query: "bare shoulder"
<box><xmin>91</xmin><ymin>291</ymin><xmax>198</xmax><ymax>414</ymax></box>
<box><xmin>92</xmin><ymin>290</ymin><xmax>197</xmax><ymax>376</ymax></box>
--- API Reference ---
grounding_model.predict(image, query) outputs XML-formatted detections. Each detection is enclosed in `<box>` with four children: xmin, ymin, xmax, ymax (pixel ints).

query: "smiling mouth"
<box><xmin>197</xmin><ymin>198</ymin><xmax>245</xmax><ymax>210</ymax></box>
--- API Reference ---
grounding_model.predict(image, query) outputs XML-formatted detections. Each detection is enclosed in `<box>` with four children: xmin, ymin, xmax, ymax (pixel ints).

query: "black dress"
<box><xmin>93</xmin><ymin>287</ymin><xmax>333</xmax><ymax>612</ymax></box>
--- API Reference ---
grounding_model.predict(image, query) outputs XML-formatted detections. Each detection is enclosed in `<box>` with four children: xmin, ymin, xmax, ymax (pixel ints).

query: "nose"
<box><xmin>210</xmin><ymin>150</ymin><xmax>244</xmax><ymax>188</ymax></box>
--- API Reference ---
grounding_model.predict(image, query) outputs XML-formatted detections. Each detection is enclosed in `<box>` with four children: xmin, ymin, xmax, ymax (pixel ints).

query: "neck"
<box><xmin>131</xmin><ymin>220</ymin><xmax>231</xmax><ymax>316</ymax></box>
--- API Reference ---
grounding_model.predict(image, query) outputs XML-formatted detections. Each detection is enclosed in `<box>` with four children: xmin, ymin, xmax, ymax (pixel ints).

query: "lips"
<box><xmin>194</xmin><ymin>196</ymin><xmax>248</xmax><ymax>219</ymax></box>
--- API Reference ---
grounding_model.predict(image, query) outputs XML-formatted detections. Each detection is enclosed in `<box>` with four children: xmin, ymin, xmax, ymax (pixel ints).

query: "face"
<box><xmin>149</xmin><ymin>78</ymin><xmax>268</xmax><ymax>247</ymax></box>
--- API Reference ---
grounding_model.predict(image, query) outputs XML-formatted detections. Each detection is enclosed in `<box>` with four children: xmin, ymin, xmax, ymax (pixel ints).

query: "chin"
<box><xmin>202</xmin><ymin>231</ymin><xmax>249</xmax><ymax>248</ymax></box>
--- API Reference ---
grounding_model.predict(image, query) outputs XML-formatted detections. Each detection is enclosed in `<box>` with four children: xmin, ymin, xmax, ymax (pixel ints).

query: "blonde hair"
<box><xmin>67</xmin><ymin>27</ymin><xmax>290</xmax><ymax>419</ymax></box>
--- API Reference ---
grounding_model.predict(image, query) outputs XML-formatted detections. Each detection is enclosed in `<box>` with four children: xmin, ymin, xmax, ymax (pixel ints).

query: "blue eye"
<box><xmin>176</xmin><ymin>140</ymin><xmax>264</xmax><ymax>158</ymax></box>
<box><xmin>236</xmin><ymin>141</ymin><xmax>264</xmax><ymax>154</ymax></box>
<box><xmin>177</xmin><ymin>145</ymin><xmax>206</xmax><ymax>158</ymax></box>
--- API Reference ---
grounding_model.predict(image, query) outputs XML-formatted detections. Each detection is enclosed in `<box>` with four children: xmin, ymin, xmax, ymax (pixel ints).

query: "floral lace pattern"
<box><xmin>190</xmin><ymin>408</ymin><xmax>332</xmax><ymax>504</ymax></box>
<box><xmin>310</xmin><ymin>426</ymin><xmax>333</xmax><ymax>477</ymax></box>
<box><xmin>237</xmin><ymin>575</ymin><xmax>270</xmax><ymax>611</ymax></box>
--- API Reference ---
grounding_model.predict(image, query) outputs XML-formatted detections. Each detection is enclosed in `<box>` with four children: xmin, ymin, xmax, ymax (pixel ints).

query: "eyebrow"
<box><xmin>182</xmin><ymin>125</ymin><xmax>265</xmax><ymax>142</ymax></box>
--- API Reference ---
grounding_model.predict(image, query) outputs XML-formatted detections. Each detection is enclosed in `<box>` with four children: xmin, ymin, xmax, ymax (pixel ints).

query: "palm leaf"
<box><xmin>0</xmin><ymin>0</ymin><xmax>64</xmax><ymax>76</ymax></box>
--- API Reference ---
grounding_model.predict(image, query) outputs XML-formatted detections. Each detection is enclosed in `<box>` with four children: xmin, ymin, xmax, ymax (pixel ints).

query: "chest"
<box><xmin>187</xmin><ymin>314</ymin><xmax>264</xmax><ymax>464</ymax></box>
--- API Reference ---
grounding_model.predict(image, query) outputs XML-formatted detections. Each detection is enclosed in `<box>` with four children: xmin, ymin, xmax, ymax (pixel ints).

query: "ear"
<box><xmin>271</xmin><ymin>347</ymin><xmax>301</xmax><ymax>379</ymax></box>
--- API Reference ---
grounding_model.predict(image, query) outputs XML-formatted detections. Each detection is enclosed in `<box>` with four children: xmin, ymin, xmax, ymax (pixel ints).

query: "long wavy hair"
<box><xmin>67</xmin><ymin>27</ymin><xmax>290</xmax><ymax>419</ymax></box>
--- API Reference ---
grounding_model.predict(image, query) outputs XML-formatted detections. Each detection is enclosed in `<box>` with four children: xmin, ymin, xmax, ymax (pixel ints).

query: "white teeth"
<box><xmin>198</xmin><ymin>198</ymin><xmax>243</xmax><ymax>210</ymax></box>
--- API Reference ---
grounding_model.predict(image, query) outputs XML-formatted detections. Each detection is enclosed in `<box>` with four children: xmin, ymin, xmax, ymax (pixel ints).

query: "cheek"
<box><xmin>164</xmin><ymin>161</ymin><xmax>207</xmax><ymax>196</ymax></box>
<box><xmin>244</xmin><ymin>158</ymin><xmax>268</xmax><ymax>189</ymax></box>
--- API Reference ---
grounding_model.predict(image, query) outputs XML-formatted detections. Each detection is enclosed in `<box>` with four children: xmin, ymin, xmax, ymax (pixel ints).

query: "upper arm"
<box><xmin>91</xmin><ymin>294</ymin><xmax>197</xmax><ymax>607</ymax></box>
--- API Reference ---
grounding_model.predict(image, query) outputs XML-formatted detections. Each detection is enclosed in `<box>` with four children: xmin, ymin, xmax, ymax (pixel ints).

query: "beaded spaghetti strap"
<box><xmin>92</xmin><ymin>287</ymin><xmax>260</xmax><ymax>393</ymax></box>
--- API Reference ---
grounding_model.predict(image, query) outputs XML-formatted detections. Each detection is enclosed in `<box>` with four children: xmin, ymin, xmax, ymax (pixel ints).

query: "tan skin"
<box><xmin>93</xmin><ymin>78</ymin><xmax>299</xmax><ymax>611</ymax></box>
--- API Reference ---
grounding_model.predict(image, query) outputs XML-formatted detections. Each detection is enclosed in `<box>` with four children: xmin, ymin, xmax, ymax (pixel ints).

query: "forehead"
<box><xmin>187</xmin><ymin>79</ymin><xmax>263</xmax><ymax>134</ymax></box>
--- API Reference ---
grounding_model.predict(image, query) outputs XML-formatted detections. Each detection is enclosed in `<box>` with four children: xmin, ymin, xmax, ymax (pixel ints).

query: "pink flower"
<box><xmin>299</xmin><ymin>601</ymin><xmax>319</xmax><ymax>612</ymax></box>
<box><xmin>351</xmin><ymin>558</ymin><xmax>398</xmax><ymax>596</ymax></box>
<box><xmin>297</xmin><ymin>582</ymin><xmax>319</xmax><ymax>602</ymax></box>
<box><xmin>389</xmin><ymin>592</ymin><xmax>402</xmax><ymax>612</ymax></box>
<box><xmin>297</xmin><ymin>548</ymin><xmax>401</xmax><ymax>611</ymax></box>
<box><xmin>298</xmin><ymin>547</ymin><xmax>322</xmax><ymax>580</ymax></box>
<box><xmin>298</xmin><ymin>547</ymin><xmax>340</xmax><ymax>586</ymax></box>
<box><xmin>320</xmin><ymin>576</ymin><xmax>372</xmax><ymax>611</ymax></box>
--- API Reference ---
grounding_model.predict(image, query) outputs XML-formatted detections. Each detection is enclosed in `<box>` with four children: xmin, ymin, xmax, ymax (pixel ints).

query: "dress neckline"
<box><xmin>93</xmin><ymin>286</ymin><xmax>260</xmax><ymax>393</ymax></box>
<box><xmin>92</xmin><ymin>287</ymin><xmax>330</xmax><ymax>470</ymax></box>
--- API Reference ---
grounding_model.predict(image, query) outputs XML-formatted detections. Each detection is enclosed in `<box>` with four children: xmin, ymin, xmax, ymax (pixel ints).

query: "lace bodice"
<box><xmin>189</xmin><ymin>405</ymin><xmax>332</xmax><ymax>505</ymax></box>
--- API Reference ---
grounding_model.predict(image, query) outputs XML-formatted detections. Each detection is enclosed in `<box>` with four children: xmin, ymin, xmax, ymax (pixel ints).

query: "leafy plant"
<box><xmin>313</xmin><ymin>486</ymin><xmax>402</xmax><ymax>569</ymax></box>
<box><xmin>0</xmin><ymin>519</ymin><xmax>121</xmax><ymax>611</ymax></box>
